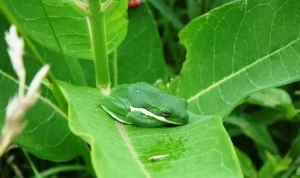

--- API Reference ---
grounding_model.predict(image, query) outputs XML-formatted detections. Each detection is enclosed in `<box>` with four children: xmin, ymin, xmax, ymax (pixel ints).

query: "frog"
<box><xmin>100</xmin><ymin>82</ymin><xmax>189</xmax><ymax>127</ymax></box>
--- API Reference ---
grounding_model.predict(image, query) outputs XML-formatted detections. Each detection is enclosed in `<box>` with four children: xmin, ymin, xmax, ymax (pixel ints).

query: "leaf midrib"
<box><xmin>116</xmin><ymin>122</ymin><xmax>151</xmax><ymax>178</ymax></box>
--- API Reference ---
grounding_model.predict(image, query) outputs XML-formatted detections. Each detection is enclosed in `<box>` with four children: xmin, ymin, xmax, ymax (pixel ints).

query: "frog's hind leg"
<box><xmin>100</xmin><ymin>97</ymin><xmax>132</xmax><ymax>124</ymax></box>
<box><xmin>127</xmin><ymin>111</ymin><xmax>165</xmax><ymax>127</ymax></box>
<box><xmin>101</xmin><ymin>105</ymin><xmax>130</xmax><ymax>124</ymax></box>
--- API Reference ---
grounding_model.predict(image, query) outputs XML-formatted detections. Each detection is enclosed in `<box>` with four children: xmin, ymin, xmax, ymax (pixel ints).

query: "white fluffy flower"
<box><xmin>0</xmin><ymin>25</ymin><xmax>50</xmax><ymax>157</ymax></box>
<box><xmin>5</xmin><ymin>25</ymin><xmax>25</xmax><ymax>97</ymax></box>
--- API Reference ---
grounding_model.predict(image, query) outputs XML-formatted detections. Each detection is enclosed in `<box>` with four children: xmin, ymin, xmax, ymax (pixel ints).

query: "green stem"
<box><xmin>87</xmin><ymin>0</ymin><xmax>111</xmax><ymax>91</ymax></box>
<box><xmin>113</xmin><ymin>49</ymin><xmax>118</xmax><ymax>87</ymax></box>
<box><xmin>29</xmin><ymin>165</ymin><xmax>87</xmax><ymax>178</ymax></box>
<box><xmin>23</xmin><ymin>150</ymin><xmax>42</xmax><ymax>178</ymax></box>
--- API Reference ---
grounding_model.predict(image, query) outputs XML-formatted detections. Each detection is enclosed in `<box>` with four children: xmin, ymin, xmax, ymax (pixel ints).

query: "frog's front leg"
<box><xmin>126</xmin><ymin>111</ymin><xmax>166</xmax><ymax>127</ymax></box>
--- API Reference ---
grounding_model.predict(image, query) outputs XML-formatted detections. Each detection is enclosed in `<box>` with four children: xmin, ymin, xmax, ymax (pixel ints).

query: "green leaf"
<box><xmin>210</xmin><ymin>0</ymin><xmax>237</xmax><ymax>9</ymax></box>
<box><xmin>0</xmin><ymin>71</ymin><xmax>86</xmax><ymax>161</ymax></box>
<box><xmin>246</xmin><ymin>88</ymin><xmax>297</xmax><ymax>119</ymax></box>
<box><xmin>186</xmin><ymin>0</ymin><xmax>201</xmax><ymax>20</ymax></box>
<box><xmin>27</xmin><ymin>42</ymin><xmax>88</xmax><ymax>86</ymax></box>
<box><xmin>258</xmin><ymin>158</ymin><xmax>274</xmax><ymax>178</ymax></box>
<box><xmin>225</xmin><ymin>124</ymin><xmax>243</xmax><ymax>137</ymax></box>
<box><xmin>296</xmin><ymin>166</ymin><xmax>300</xmax><ymax>176</ymax></box>
<box><xmin>59</xmin><ymin>81</ymin><xmax>242</xmax><ymax>178</ymax></box>
<box><xmin>1</xmin><ymin>0</ymin><xmax>128</xmax><ymax>59</ymax></box>
<box><xmin>110</xmin><ymin>5</ymin><xmax>167</xmax><ymax>86</ymax></box>
<box><xmin>258</xmin><ymin>152</ymin><xmax>292</xmax><ymax>178</ymax></box>
<box><xmin>147</xmin><ymin>0</ymin><xmax>183</xmax><ymax>30</ymax></box>
<box><xmin>240</xmin><ymin>108</ymin><xmax>285</xmax><ymax>126</ymax></box>
<box><xmin>235</xmin><ymin>147</ymin><xmax>257</xmax><ymax>178</ymax></box>
<box><xmin>290</xmin><ymin>135</ymin><xmax>300</xmax><ymax>158</ymax></box>
<box><xmin>0</xmin><ymin>16</ymin><xmax>86</xmax><ymax>161</ymax></box>
<box><xmin>171</xmin><ymin>0</ymin><xmax>300</xmax><ymax>118</ymax></box>
<box><xmin>226</xmin><ymin>115</ymin><xmax>279</xmax><ymax>154</ymax></box>
<box><xmin>60</xmin><ymin>55</ymin><xmax>87</xmax><ymax>86</ymax></box>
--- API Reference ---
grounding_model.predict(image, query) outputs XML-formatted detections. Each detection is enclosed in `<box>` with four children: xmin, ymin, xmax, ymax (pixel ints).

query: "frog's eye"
<box><xmin>161</xmin><ymin>110</ymin><xmax>171</xmax><ymax>118</ymax></box>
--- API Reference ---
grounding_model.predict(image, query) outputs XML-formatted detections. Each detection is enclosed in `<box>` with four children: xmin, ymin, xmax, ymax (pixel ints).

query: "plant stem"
<box><xmin>87</xmin><ymin>0</ymin><xmax>111</xmax><ymax>91</ymax></box>
<box><xmin>113</xmin><ymin>49</ymin><xmax>118</xmax><ymax>87</ymax></box>
<box><xmin>29</xmin><ymin>165</ymin><xmax>87</xmax><ymax>178</ymax></box>
<box><xmin>23</xmin><ymin>150</ymin><xmax>42</xmax><ymax>178</ymax></box>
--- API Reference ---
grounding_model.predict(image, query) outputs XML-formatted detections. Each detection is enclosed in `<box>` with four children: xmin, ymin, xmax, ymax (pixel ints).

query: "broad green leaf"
<box><xmin>246</xmin><ymin>88</ymin><xmax>297</xmax><ymax>119</ymax></box>
<box><xmin>0</xmin><ymin>16</ymin><xmax>86</xmax><ymax>161</ymax></box>
<box><xmin>226</xmin><ymin>115</ymin><xmax>279</xmax><ymax>154</ymax></box>
<box><xmin>59</xmin><ymin>81</ymin><xmax>242</xmax><ymax>178</ymax></box>
<box><xmin>1</xmin><ymin>0</ymin><xmax>128</xmax><ymax>59</ymax></box>
<box><xmin>109</xmin><ymin>5</ymin><xmax>167</xmax><ymax>86</ymax></box>
<box><xmin>235</xmin><ymin>147</ymin><xmax>257</xmax><ymax>178</ymax></box>
<box><xmin>78</xmin><ymin>59</ymin><xmax>96</xmax><ymax>87</ymax></box>
<box><xmin>26</xmin><ymin>42</ymin><xmax>87</xmax><ymax>86</ymax></box>
<box><xmin>0</xmin><ymin>12</ymin><xmax>11</xmax><ymax>72</ymax></box>
<box><xmin>171</xmin><ymin>0</ymin><xmax>300</xmax><ymax>118</ymax></box>
<box><xmin>26</xmin><ymin>40</ymin><xmax>88</xmax><ymax>86</ymax></box>
<box><xmin>63</xmin><ymin>55</ymin><xmax>87</xmax><ymax>86</ymax></box>
<box><xmin>210</xmin><ymin>0</ymin><xmax>237</xmax><ymax>9</ymax></box>
<box><xmin>0</xmin><ymin>71</ymin><xmax>87</xmax><ymax>161</ymax></box>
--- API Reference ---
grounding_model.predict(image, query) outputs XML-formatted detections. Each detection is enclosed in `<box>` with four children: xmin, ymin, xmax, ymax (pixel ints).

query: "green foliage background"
<box><xmin>1</xmin><ymin>0</ymin><xmax>300</xmax><ymax>178</ymax></box>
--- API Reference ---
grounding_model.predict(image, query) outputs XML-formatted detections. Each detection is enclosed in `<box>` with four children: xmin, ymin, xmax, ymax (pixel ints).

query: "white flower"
<box><xmin>0</xmin><ymin>25</ymin><xmax>50</xmax><ymax>157</ymax></box>
<box><xmin>5</xmin><ymin>25</ymin><xmax>25</xmax><ymax>97</ymax></box>
<box><xmin>25</xmin><ymin>65</ymin><xmax>50</xmax><ymax>105</ymax></box>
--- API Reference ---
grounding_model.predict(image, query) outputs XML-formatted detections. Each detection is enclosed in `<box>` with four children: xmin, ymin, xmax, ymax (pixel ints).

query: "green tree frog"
<box><xmin>100</xmin><ymin>82</ymin><xmax>189</xmax><ymax>127</ymax></box>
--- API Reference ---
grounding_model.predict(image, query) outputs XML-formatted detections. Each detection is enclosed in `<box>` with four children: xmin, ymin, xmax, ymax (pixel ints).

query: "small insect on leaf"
<box><xmin>128</xmin><ymin>0</ymin><xmax>143</xmax><ymax>8</ymax></box>
<box><xmin>148</xmin><ymin>154</ymin><xmax>169</xmax><ymax>161</ymax></box>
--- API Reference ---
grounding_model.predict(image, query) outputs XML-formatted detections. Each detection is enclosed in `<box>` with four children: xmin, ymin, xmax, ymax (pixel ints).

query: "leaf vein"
<box><xmin>187</xmin><ymin>37</ymin><xmax>300</xmax><ymax>103</ymax></box>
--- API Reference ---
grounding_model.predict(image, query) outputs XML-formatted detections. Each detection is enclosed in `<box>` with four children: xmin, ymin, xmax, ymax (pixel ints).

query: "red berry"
<box><xmin>128</xmin><ymin>0</ymin><xmax>143</xmax><ymax>8</ymax></box>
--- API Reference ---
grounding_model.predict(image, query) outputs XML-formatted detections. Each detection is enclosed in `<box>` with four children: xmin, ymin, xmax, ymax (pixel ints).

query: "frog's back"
<box><xmin>127</xmin><ymin>82</ymin><xmax>167</xmax><ymax>107</ymax></box>
<box><xmin>107</xmin><ymin>83</ymin><xmax>156</xmax><ymax>99</ymax></box>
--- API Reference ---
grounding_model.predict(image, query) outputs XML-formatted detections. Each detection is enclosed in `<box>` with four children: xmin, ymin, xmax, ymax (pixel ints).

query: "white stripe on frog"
<box><xmin>130</xmin><ymin>106</ymin><xmax>180</xmax><ymax>125</ymax></box>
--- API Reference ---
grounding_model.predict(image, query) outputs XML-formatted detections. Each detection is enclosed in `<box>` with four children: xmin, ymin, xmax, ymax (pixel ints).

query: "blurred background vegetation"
<box><xmin>1</xmin><ymin>0</ymin><xmax>300</xmax><ymax>177</ymax></box>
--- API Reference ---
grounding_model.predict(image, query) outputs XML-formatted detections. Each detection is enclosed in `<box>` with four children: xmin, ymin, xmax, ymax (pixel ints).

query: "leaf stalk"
<box><xmin>87</xmin><ymin>0</ymin><xmax>111</xmax><ymax>92</ymax></box>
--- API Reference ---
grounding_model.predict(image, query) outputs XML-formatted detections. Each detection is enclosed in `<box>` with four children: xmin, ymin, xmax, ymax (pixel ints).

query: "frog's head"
<box><xmin>148</xmin><ymin>96</ymin><xmax>189</xmax><ymax>126</ymax></box>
